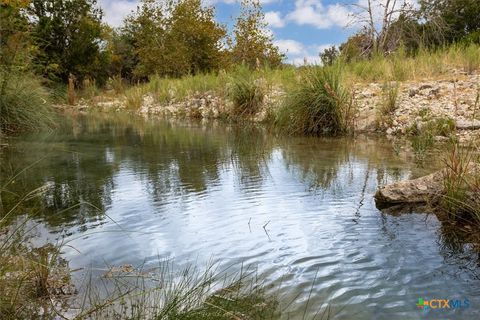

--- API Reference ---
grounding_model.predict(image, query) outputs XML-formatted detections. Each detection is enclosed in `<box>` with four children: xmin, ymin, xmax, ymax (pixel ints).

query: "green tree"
<box><xmin>339</xmin><ymin>30</ymin><xmax>373</xmax><ymax>62</ymax></box>
<box><xmin>168</xmin><ymin>0</ymin><xmax>227</xmax><ymax>75</ymax></box>
<box><xmin>121</xmin><ymin>0</ymin><xmax>227</xmax><ymax>79</ymax></box>
<box><xmin>29</xmin><ymin>0</ymin><xmax>109</xmax><ymax>84</ymax></box>
<box><xmin>122</xmin><ymin>0</ymin><xmax>168</xmax><ymax>79</ymax></box>
<box><xmin>320</xmin><ymin>46</ymin><xmax>339</xmax><ymax>66</ymax></box>
<box><xmin>419</xmin><ymin>0</ymin><xmax>480</xmax><ymax>44</ymax></box>
<box><xmin>105</xmin><ymin>27</ymin><xmax>137</xmax><ymax>80</ymax></box>
<box><xmin>231</xmin><ymin>0</ymin><xmax>284</xmax><ymax>69</ymax></box>
<box><xmin>0</xmin><ymin>0</ymin><xmax>31</xmax><ymax>72</ymax></box>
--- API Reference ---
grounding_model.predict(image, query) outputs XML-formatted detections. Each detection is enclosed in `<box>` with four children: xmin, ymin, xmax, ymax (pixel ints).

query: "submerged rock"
<box><xmin>374</xmin><ymin>170</ymin><xmax>445</xmax><ymax>208</ymax></box>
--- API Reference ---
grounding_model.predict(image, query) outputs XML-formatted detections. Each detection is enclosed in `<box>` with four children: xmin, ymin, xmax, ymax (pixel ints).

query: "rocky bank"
<box><xmin>355</xmin><ymin>71</ymin><xmax>480</xmax><ymax>142</ymax></box>
<box><xmin>63</xmin><ymin>71</ymin><xmax>480</xmax><ymax>141</ymax></box>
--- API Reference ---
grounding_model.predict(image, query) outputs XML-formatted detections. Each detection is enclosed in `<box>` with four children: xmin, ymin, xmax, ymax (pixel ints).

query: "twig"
<box><xmin>262</xmin><ymin>220</ymin><xmax>270</xmax><ymax>229</ymax></box>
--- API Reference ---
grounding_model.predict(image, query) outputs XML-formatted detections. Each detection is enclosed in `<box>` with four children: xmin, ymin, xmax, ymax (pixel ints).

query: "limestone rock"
<box><xmin>456</xmin><ymin>119</ymin><xmax>480</xmax><ymax>130</ymax></box>
<box><xmin>375</xmin><ymin>170</ymin><xmax>445</xmax><ymax>207</ymax></box>
<box><xmin>375</xmin><ymin>163</ymin><xmax>480</xmax><ymax>208</ymax></box>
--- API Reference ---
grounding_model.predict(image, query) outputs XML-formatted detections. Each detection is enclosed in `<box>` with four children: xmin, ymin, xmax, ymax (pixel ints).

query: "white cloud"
<box><xmin>265</xmin><ymin>11</ymin><xmax>285</xmax><ymax>28</ymax></box>
<box><xmin>275</xmin><ymin>38</ymin><xmax>337</xmax><ymax>65</ymax></box>
<box><xmin>292</xmin><ymin>55</ymin><xmax>321</xmax><ymax>66</ymax></box>
<box><xmin>286</xmin><ymin>0</ymin><xmax>418</xmax><ymax>30</ymax></box>
<box><xmin>287</xmin><ymin>0</ymin><xmax>351</xmax><ymax>29</ymax></box>
<box><xmin>317</xmin><ymin>44</ymin><xmax>334</xmax><ymax>53</ymax></box>
<box><xmin>274</xmin><ymin>39</ymin><xmax>305</xmax><ymax>55</ymax></box>
<box><xmin>99</xmin><ymin>0</ymin><xmax>139</xmax><ymax>27</ymax></box>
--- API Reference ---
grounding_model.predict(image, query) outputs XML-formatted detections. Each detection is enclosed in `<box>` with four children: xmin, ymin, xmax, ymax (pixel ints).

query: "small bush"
<box><xmin>228</xmin><ymin>66</ymin><xmax>265</xmax><ymax>117</ymax></box>
<box><xmin>276</xmin><ymin>65</ymin><xmax>355</xmax><ymax>135</ymax></box>
<box><xmin>0</xmin><ymin>71</ymin><xmax>55</xmax><ymax>135</ymax></box>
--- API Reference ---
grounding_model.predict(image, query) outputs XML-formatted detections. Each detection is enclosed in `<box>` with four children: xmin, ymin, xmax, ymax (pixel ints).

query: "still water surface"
<box><xmin>2</xmin><ymin>114</ymin><xmax>480</xmax><ymax>319</ymax></box>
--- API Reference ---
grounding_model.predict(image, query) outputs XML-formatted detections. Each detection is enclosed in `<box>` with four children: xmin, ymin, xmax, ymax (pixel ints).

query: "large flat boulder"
<box><xmin>375</xmin><ymin>163</ymin><xmax>480</xmax><ymax>209</ymax></box>
<box><xmin>374</xmin><ymin>170</ymin><xmax>445</xmax><ymax>207</ymax></box>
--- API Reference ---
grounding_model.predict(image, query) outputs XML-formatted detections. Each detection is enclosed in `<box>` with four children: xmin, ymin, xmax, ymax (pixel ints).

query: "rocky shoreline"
<box><xmin>355</xmin><ymin>71</ymin><xmax>480</xmax><ymax>143</ymax></box>
<box><xmin>60</xmin><ymin>71</ymin><xmax>480</xmax><ymax>142</ymax></box>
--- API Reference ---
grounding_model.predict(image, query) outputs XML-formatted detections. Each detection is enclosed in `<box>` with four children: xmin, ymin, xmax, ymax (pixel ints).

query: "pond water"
<box><xmin>1</xmin><ymin>113</ymin><xmax>480</xmax><ymax>319</ymax></box>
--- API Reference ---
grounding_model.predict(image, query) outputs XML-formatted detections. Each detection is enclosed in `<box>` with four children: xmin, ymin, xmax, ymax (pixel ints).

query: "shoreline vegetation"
<box><xmin>63</xmin><ymin>45</ymin><xmax>480</xmax><ymax>140</ymax></box>
<box><xmin>1</xmin><ymin>0</ymin><xmax>480</xmax><ymax>318</ymax></box>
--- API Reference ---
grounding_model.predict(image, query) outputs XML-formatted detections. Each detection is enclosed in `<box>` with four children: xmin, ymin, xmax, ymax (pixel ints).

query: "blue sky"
<box><xmin>98</xmin><ymin>0</ymin><xmax>415</xmax><ymax>64</ymax></box>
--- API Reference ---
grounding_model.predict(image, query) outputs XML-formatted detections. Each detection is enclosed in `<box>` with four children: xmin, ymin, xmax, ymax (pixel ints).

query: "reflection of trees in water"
<box><xmin>1</xmin><ymin>115</ymin><xmax>276</xmax><ymax>229</ymax></box>
<box><xmin>279</xmin><ymin>136</ymin><xmax>413</xmax><ymax>192</ymax></box>
<box><xmin>1</xmin><ymin>145</ymin><xmax>115</xmax><ymax>230</ymax></box>
<box><xmin>2</xmin><ymin>114</ymin><xmax>456</xmax><ymax>254</ymax></box>
<box><xmin>280</xmin><ymin>137</ymin><xmax>351</xmax><ymax>190</ymax></box>
<box><xmin>377</xmin><ymin>209</ymin><xmax>480</xmax><ymax>278</ymax></box>
<box><xmin>436</xmin><ymin>221</ymin><xmax>480</xmax><ymax>277</ymax></box>
<box><xmin>136</xmin><ymin>120</ymin><xmax>230</xmax><ymax>203</ymax></box>
<box><xmin>229</xmin><ymin>124</ymin><xmax>273</xmax><ymax>191</ymax></box>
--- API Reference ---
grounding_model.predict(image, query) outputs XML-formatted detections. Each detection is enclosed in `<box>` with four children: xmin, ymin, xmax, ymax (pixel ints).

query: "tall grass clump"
<box><xmin>109</xmin><ymin>75</ymin><xmax>126</xmax><ymax>94</ymax></box>
<box><xmin>81</xmin><ymin>263</ymin><xmax>278</xmax><ymax>320</ymax></box>
<box><xmin>227</xmin><ymin>66</ymin><xmax>266</xmax><ymax>117</ymax></box>
<box><xmin>408</xmin><ymin>116</ymin><xmax>455</xmax><ymax>162</ymax></box>
<box><xmin>0</xmin><ymin>238</ymin><xmax>71</xmax><ymax>319</ymax></box>
<box><xmin>441</xmin><ymin>144</ymin><xmax>480</xmax><ymax>225</ymax></box>
<box><xmin>276</xmin><ymin>65</ymin><xmax>355</xmax><ymax>135</ymax></box>
<box><xmin>0</xmin><ymin>71</ymin><xmax>55</xmax><ymax>135</ymax></box>
<box><xmin>124</xmin><ymin>86</ymin><xmax>146</xmax><ymax>110</ymax></box>
<box><xmin>80</xmin><ymin>78</ymin><xmax>99</xmax><ymax>100</ymax></box>
<box><xmin>462</xmin><ymin>44</ymin><xmax>480</xmax><ymax>74</ymax></box>
<box><xmin>390</xmin><ymin>46</ymin><xmax>412</xmax><ymax>81</ymax></box>
<box><xmin>376</xmin><ymin>82</ymin><xmax>399</xmax><ymax>128</ymax></box>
